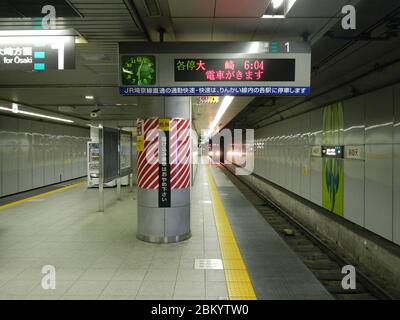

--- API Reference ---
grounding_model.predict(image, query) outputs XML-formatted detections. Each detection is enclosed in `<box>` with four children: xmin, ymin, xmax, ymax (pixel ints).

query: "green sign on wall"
<box><xmin>322</xmin><ymin>102</ymin><xmax>344</xmax><ymax>216</ymax></box>
<box><xmin>120</xmin><ymin>55</ymin><xmax>156</xmax><ymax>86</ymax></box>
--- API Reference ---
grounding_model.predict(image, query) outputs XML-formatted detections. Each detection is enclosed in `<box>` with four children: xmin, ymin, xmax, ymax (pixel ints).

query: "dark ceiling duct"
<box><xmin>143</xmin><ymin>0</ymin><xmax>161</xmax><ymax>17</ymax></box>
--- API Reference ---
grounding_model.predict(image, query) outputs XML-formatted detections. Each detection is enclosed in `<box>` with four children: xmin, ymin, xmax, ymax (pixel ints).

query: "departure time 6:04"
<box><xmin>244</xmin><ymin>60</ymin><xmax>265</xmax><ymax>71</ymax></box>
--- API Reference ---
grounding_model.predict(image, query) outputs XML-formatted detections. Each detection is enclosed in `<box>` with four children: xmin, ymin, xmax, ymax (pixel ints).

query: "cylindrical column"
<box><xmin>136</xmin><ymin>97</ymin><xmax>191</xmax><ymax>243</ymax></box>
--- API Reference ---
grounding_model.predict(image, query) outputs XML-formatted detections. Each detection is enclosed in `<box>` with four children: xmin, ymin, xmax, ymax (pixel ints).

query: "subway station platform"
<box><xmin>0</xmin><ymin>161</ymin><xmax>331</xmax><ymax>300</ymax></box>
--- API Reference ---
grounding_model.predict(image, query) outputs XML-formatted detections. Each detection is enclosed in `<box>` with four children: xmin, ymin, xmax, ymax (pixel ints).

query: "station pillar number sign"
<box><xmin>0</xmin><ymin>30</ymin><xmax>75</xmax><ymax>71</ymax></box>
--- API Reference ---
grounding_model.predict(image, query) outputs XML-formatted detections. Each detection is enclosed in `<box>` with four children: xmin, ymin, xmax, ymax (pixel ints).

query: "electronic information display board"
<box><xmin>174</xmin><ymin>58</ymin><xmax>295</xmax><ymax>82</ymax></box>
<box><xmin>118</xmin><ymin>41</ymin><xmax>311</xmax><ymax>96</ymax></box>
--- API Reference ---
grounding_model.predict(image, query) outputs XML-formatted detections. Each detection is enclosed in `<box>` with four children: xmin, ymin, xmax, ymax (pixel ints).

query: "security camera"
<box><xmin>90</xmin><ymin>108</ymin><xmax>101</xmax><ymax>118</ymax></box>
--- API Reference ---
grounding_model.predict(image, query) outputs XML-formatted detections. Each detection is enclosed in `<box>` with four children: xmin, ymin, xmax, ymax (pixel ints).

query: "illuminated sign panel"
<box><xmin>174</xmin><ymin>59</ymin><xmax>295</xmax><ymax>82</ymax></box>
<box><xmin>118</xmin><ymin>41</ymin><xmax>311</xmax><ymax>96</ymax></box>
<box><xmin>322</xmin><ymin>145</ymin><xmax>344</xmax><ymax>158</ymax></box>
<box><xmin>0</xmin><ymin>36</ymin><xmax>75</xmax><ymax>71</ymax></box>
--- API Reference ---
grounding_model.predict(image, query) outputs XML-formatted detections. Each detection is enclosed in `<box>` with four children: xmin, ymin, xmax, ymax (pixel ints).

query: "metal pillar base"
<box><xmin>136</xmin><ymin>232</ymin><xmax>191</xmax><ymax>244</ymax></box>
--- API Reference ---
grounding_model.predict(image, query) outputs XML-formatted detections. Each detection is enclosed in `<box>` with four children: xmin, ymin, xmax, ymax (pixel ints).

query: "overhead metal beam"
<box><xmin>124</xmin><ymin>0</ymin><xmax>152</xmax><ymax>42</ymax></box>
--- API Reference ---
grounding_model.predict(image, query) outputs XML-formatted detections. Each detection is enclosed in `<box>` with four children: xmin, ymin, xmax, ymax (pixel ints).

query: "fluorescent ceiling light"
<box><xmin>0</xmin><ymin>29</ymin><xmax>76</xmax><ymax>37</ymax></box>
<box><xmin>209</xmin><ymin>96</ymin><xmax>234</xmax><ymax>135</ymax></box>
<box><xmin>262</xmin><ymin>0</ymin><xmax>297</xmax><ymax>18</ymax></box>
<box><xmin>75</xmin><ymin>35</ymin><xmax>88</xmax><ymax>44</ymax></box>
<box><xmin>272</xmin><ymin>0</ymin><xmax>284</xmax><ymax>8</ymax></box>
<box><xmin>0</xmin><ymin>36</ymin><xmax>70</xmax><ymax>44</ymax></box>
<box><xmin>85</xmin><ymin>96</ymin><xmax>94</xmax><ymax>100</ymax></box>
<box><xmin>247</xmin><ymin>42</ymin><xmax>260</xmax><ymax>53</ymax></box>
<box><xmin>0</xmin><ymin>106</ymin><xmax>73</xmax><ymax>123</ymax></box>
<box><xmin>262</xmin><ymin>14</ymin><xmax>285</xmax><ymax>18</ymax></box>
<box><xmin>0</xmin><ymin>29</ymin><xmax>85</xmax><ymax>44</ymax></box>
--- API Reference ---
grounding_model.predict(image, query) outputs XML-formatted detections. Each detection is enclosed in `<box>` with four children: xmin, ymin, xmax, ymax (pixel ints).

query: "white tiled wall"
<box><xmin>0</xmin><ymin>114</ymin><xmax>89</xmax><ymax>197</ymax></box>
<box><xmin>394</xmin><ymin>84</ymin><xmax>400</xmax><ymax>244</ymax></box>
<box><xmin>235</xmin><ymin>83</ymin><xmax>400</xmax><ymax>245</ymax></box>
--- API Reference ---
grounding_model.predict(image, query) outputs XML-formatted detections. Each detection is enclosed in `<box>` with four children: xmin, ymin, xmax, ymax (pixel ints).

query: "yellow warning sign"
<box><xmin>302</xmin><ymin>165</ymin><xmax>309</xmax><ymax>177</ymax></box>
<box><xmin>159</xmin><ymin>118</ymin><xmax>170</xmax><ymax>131</ymax></box>
<box><xmin>137</xmin><ymin>136</ymin><xmax>144</xmax><ymax>152</ymax></box>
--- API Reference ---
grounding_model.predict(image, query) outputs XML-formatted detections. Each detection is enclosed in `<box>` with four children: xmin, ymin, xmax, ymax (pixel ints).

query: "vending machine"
<box><xmin>87</xmin><ymin>142</ymin><xmax>100</xmax><ymax>188</ymax></box>
<box><xmin>87</xmin><ymin>141</ymin><xmax>117</xmax><ymax>188</ymax></box>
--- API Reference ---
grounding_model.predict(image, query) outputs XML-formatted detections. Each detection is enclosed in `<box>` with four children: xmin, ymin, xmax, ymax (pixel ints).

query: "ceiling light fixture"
<box><xmin>0</xmin><ymin>30</ymin><xmax>75</xmax><ymax>37</ymax></box>
<box><xmin>75</xmin><ymin>35</ymin><xmax>88</xmax><ymax>44</ymax></box>
<box><xmin>85</xmin><ymin>96</ymin><xmax>94</xmax><ymax>100</ymax></box>
<box><xmin>262</xmin><ymin>0</ymin><xmax>297</xmax><ymax>18</ymax></box>
<box><xmin>272</xmin><ymin>0</ymin><xmax>284</xmax><ymax>8</ymax></box>
<box><xmin>0</xmin><ymin>29</ymin><xmax>86</xmax><ymax>45</ymax></box>
<box><xmin>247</xmin><ymin>42</ymin><xmax>260</xmax><ymax>53</ymax></box>
<box><xmin>209</xmin><ymin>96</ymin><xmax>234</xmax><ymax>136</ymax></box>
<box><xmin>261</xmin><ymin>14</ymin><xmax>285</xmax><ymax>18</ymax></box>
<box><xmin>0</xmin><ymin>106</ymin><xmax>74</xmax><ymax>123</ymax></box>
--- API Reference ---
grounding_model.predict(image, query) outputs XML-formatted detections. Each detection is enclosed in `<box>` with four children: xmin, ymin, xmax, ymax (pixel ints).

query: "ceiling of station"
<box><xmin>227</xmin><ymin>0</ymin><xmax>400</xmax><ymax>129</ymax></box>
<box><xmin>0</xmin><ymin>0</ymin><xmax>396</xmax><ymax>133</ymax></box>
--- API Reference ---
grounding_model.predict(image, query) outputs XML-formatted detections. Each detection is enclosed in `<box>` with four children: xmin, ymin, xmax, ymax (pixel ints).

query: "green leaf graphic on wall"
<box><xmin>322</xmin><ymin>103</ymin><xmax>344</xmax><ymax>216</ymax></box>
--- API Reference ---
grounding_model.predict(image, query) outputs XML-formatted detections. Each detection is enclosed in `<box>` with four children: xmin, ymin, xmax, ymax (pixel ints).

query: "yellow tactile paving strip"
<box><xmin>0</xmin><ymin>182</ymin><xmax>85</xmax><ymax>211</ymax></box>
<box><xmin>206</xmin><ymin>166</ymin><xmax>257</xmax><ymax>300</ymax></box>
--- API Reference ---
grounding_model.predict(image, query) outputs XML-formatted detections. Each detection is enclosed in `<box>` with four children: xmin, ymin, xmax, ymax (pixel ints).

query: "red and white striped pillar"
<box><xmin>136</xmin><ymin>97</ymin><xmax>191</xmax><ymax>243</ymax></box>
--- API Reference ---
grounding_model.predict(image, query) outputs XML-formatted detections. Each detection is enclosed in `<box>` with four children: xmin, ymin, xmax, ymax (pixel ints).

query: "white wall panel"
<box><xmin>18</xmin><ymin>118</ymin><xmax>33</xmax><ymax>192</ymax></box>
<box><xmin>0</xmin><ymin>116</ymin><xmax>3</xmax><ymax>196</ymax></box>
<box><xmin>44</xmin><ymin>133</ymin><xmax>56</xmax><ymax>185</ymax></box>
<box><xmin>18</xmin><ymin>144</ymin><xmax>33</xmax><ymax>192</ymax></box>
<box><xmin>1</xmin><ymin>117</ymin><xmax>19</xmax><ymax>196</ymax></box>
<box><xmin>310</xmin><ymin>157</ymin><xmax>322</xmax><ymax>206</ymax></box>
<box><xmin>63</xmin><ymin>135</ymin><xmax>73</xmax><ymax>181</ymax></box>
<box><xmin>80</xmin><ymin>139</ymin><xmax>87</xmax><ymax>176</ymax></box>
<box><xmin>344</xmin><ymin>159</ymin><xmax>365</xmax><ymax>226</ymax></box>
<box><xmin>394</xmin><ymin>84</ymin><xmax>400</xmax><ymax>244</ymax></box>
<box><xmin>0</xmin><ymin>115</ymin><xmax>88</xmax><ymax>195</ymax></box>
<box><xmin>251</xmin><ymin>83</ymin><xmax>400</xmax><ymax>245</ymax></box>
<box><xmin>343</xmin><ymin>95</ymin><xmax>365</xmax><ymax>145</ymax></box>
<box><xmin>395</xmin><ymin>84</ymin><xmax>400</xmax><ymax>144</ymax></box>
<box><xmin>310</xmin><ymin>108</ymin><xmax>323</xmax><ymax>146</ymax></box>
<box><xmin>394</xmin><ymin>144</ymin><xmax>400</xmax><ymax>245</ymax></box>
<box><xmin>292</xmin><ymin>146</ymin><xmax>301</xmax><ymax>195</ymax></box>
<box><xmin>365</xmin><ymin>87</ymin><xmax>393</xmax><ymax>145</ymax></box>
<box><xmin>54</xmin><ymin>129</ymin><xmax>63</xmax><ymax>183</ymax></box>
<box><xmin>32</xmin><ymin>145</ymin><xmax>45</xmax><ymax>188</ymax></box>
<box><xmin>365</xmin><ymin>144</ymin><xmax>393</xmax><ymax>240</ymax></box>
<box><xmin>72</xmin><ymin>138</ymin><xmax>80</xmax><ymax>178</ymax></box>
<box><xmin>32</xmin><ymin>121</ymin><xmax>45</xmax><ymax>189</ymax></box>
<box><xmin>2</xmin><ymin>145</ymin><xmax>19</xmax><ymax>196</ymax></box>
<box><xmin>300</xmin><ymin>145</ymin><xmax>311</xmax><ymax>200</ymax></box>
